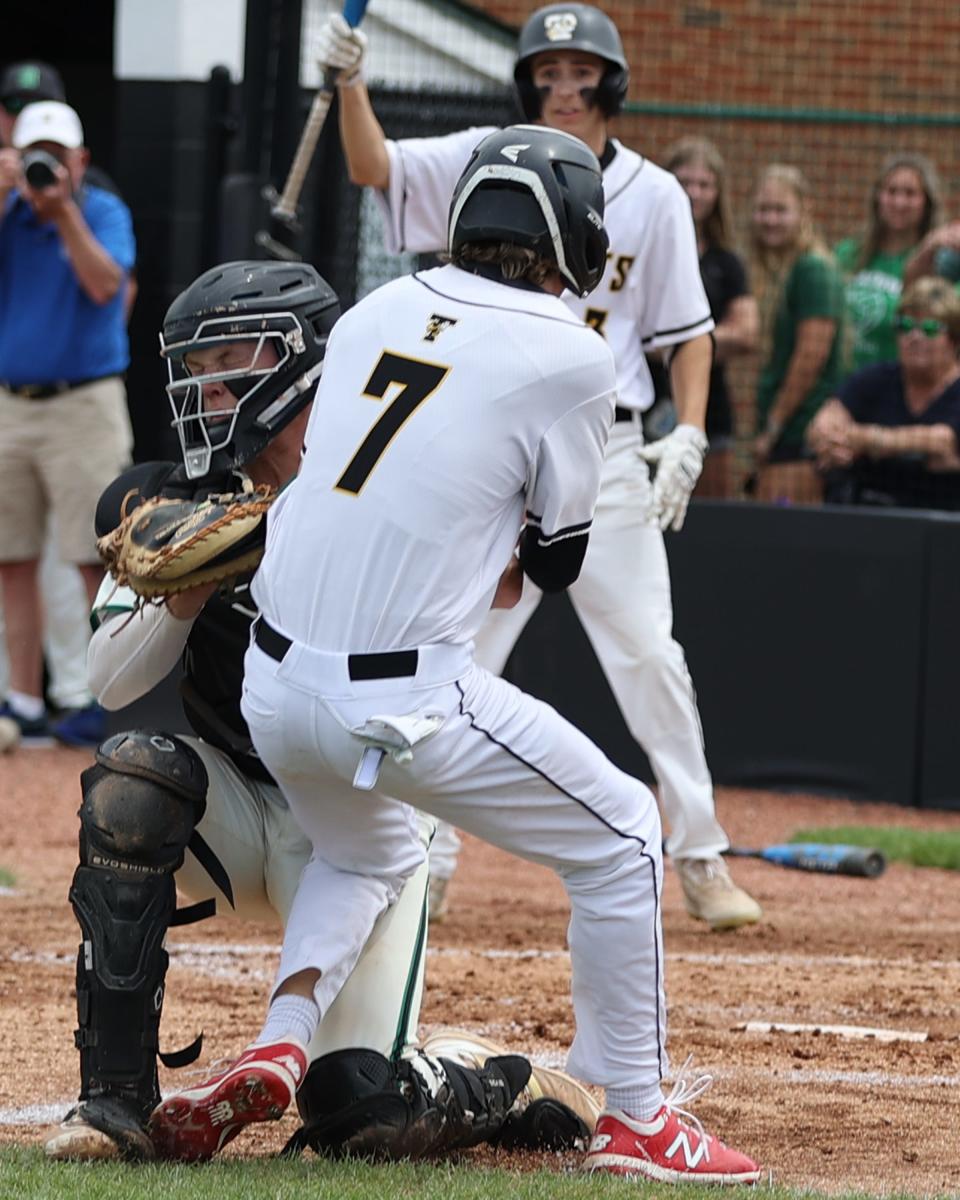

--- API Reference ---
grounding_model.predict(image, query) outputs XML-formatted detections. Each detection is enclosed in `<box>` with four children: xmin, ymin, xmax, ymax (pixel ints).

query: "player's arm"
<box><xmin>666</xmin><ymin>332</ymin><xmax>712</xmax><ymax>432</ymax></box>
<box><xmin>87</xmin><ymin>462</ymin><xmax>209</xmax><ymax>708</ymax></box>
<box><xmin>523</xmin><ymin>374</ymin><xmax>616</xmax><ymax>592</ymax></box>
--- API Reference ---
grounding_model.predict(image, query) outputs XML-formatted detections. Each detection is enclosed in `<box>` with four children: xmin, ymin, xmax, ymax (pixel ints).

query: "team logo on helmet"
<box><xmin>544</xmin><ymin>12</ymin><xmax>578</xmax><ymax>41</ymax></box>
<box><xmin>500</xmin><ymin>143</ymin><xmax>530</xmax><ymax>163</ymax></box>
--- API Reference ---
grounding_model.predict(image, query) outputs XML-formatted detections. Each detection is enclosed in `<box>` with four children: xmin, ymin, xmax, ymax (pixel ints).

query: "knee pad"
<box><xmin>71</xmin><ymin>731</ymin><xmax>208</xmax><ymax>1122</ymax></box>
<box><xmin>80</xmin><ymin>730</ymin><xmax>208</xmax><ymax>873</ymax></box>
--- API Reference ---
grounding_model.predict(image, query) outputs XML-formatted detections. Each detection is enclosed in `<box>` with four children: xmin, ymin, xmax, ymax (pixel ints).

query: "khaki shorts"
<box><xmin>0</xmin><ymin>377</ymin><xmax>133</xmax><ymax>563</ymax></box>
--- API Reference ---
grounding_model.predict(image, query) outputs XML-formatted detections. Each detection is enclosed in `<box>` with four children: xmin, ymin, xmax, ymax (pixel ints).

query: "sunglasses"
<box><xmin>894</xmin><ymin>314</ymin><xmax>946</xmax><ymax>338</ymax></box>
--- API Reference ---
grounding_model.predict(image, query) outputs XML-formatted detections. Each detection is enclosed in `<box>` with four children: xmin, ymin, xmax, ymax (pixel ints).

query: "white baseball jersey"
<box><xmin>252</xmin><ymin>264</ymin><xmax>617</xmax><ymax>651</ymax></box>
<box><xmin>375</xmin><ymin>130</ymin><xmax>713</xmax><ymax>411</ymax></box>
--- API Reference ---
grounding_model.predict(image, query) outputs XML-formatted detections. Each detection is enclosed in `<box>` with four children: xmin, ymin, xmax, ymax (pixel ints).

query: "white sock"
<box><xmin>605</xmin><ymin>1084</ymin><xmax>665</xmax><ymax>1122</ymax></box>
<box><xmin>8</xmin><ymin>691</ymin><xmax>45</xmax><ymax>720</ymax></box>
<box><xmin>254</xmin><ymin>993</ymin><xmax>319</xmax><ymax>1049</ymax></box>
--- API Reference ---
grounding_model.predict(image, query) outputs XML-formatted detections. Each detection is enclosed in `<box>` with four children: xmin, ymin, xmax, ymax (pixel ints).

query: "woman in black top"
<box><xmin>665</xmin><ymin>137</ymin><xmax>758</xmax><ymax>497</ymax></box>
<box><xmin>807</xmin><ymin>276</ymin><xmax>960</xmax><ymax>510</ymax></box>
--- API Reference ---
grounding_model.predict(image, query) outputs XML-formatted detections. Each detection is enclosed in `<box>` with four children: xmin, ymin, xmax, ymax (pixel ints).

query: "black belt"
<box><xmin>0</xmin><ymin>374</ymin><xmax>112</xmax><ymax>399</ymax></box>
<box><xmin>254</xmin><ymin>618</ymin><xmax>419</xmax><ymax>681</ymax></box>
<box><xmin>615</xmin><ymin>406</ymin><xmax>636</xmax><ymax>422</ymax></box>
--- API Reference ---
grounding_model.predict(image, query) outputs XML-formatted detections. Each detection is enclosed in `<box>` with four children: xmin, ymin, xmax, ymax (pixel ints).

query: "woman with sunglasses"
<box><xmin>806</xmin><ymin>277</ymin><xmax>960</xmax><ymax>509</ymax></box>
<box><xmin>835</xmin><ymin>153</ymin><xmax>943</xmax><ymax>373</ymax></box>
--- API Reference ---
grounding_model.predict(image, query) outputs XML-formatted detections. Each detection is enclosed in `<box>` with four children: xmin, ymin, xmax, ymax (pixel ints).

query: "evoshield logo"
<box><xmin>500</xmin><ymin>143</ymin><xmax>530</xmax><ymax>163</ymax></box>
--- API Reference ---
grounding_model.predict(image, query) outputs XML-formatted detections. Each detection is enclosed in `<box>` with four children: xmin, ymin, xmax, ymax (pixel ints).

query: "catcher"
<box><xmin>46</xmin><ymin>259</ymin><xmax>597</xmax><ymax>1162</ymax></box>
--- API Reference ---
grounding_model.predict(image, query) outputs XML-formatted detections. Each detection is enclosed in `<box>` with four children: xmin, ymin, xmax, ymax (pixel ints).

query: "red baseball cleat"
<box><xmin>148</xmin><ymin>1039</ymin><xmax>307</xmax><ymax>1162</ymax></box>
<box><xmin>583</xmin><ymin>1058</ymin><xmax>762</xmax><ymax>1185</ymax></box>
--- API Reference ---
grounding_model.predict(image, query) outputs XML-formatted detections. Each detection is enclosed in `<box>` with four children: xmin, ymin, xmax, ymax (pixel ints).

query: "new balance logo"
<box><xmin>209</xmin><ymin>1100</ymin><xmax>235</xmax><ymax>1126</ymax></box>
<box><xmin>500</xmin><ymin>143</ymin><xmax>530</xmax><ymax>164</ymax></box>
<box><xmin>276</xmin><ymin>1053</ymin><xmax>303</xmax><ymax>1083</ymax></box>
<box><xmin>661</xmin><ymin>1130</ymin><xmax>708</xmax><ymax>1169</ymax></box>
<box><xmin>423</xmin><ymin>314</ymin><xmax>458</xmax><ymax>342</ymax></box>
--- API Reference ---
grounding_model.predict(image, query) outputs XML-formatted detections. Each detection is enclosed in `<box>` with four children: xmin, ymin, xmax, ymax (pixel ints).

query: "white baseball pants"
<box><xmin>173</xmin><ymin>735</ymin><xmax>431</xmax><ymax>1061</ymax></box>
<box><xmin>242</xmin><ymin>633</ymin><xmax>667</xmax><ymax>1090</ymax></box>
<box><xmin>432</xmin><ymin>419</ymin><xmax>727</xmax><ymax>873</ymax></box>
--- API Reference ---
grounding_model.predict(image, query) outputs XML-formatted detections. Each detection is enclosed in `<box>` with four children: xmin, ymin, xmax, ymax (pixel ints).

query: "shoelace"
<box><xmin>661</xmin><ymin>1055</ymin><xmax>714</xmax><ymax>1160</ymax></box>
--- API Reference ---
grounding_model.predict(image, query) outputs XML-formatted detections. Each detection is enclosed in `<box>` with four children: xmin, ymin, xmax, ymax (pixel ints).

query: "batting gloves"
<box><xmin>637</xmin><ymin>424</ymin><xmax>709</xmax><ymax>532</ymax></box>
<box><xmin>316</xmin><ymin>12</ymin><xmax>368</xmax><ymax>87</ymax></box>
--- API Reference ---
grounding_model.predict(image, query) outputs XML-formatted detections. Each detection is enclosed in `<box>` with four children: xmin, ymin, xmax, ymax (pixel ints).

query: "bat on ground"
<box><xmin>255</xmin><ymin>0</ymin><xmax>370</xmax><ymax>260</ymax></box>
<box><xmin>724</xmin><ymin>843</ymin><xmax>886</xmax><ymax>878</ymax></box>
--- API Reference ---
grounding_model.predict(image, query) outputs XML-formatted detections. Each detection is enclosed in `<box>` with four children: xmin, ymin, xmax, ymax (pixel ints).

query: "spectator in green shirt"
<box><xmin>749</xmin><ymin>164</ymin><xmax>845</xmax><ymax>504</ymax></box>
<box><xmin>835</xmin><ymin>153</ymin><xmax>943</xmax><ymax>372</ymax></box>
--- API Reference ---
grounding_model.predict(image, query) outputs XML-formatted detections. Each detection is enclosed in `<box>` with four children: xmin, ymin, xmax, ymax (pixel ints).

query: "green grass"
<box><xmin>0</xmin><ymin>1148</ymin><xmax>943</xmax><ymax>1200</ymax></box>
<box><xmin>0</xmin><ymin>866</ymin><xmax>14</xmax><ymax>888</ymax></box>
<box><xmin>791</xmin><ymin>825</ymin><xmax>960</xmax><ymax>871</ymax></box>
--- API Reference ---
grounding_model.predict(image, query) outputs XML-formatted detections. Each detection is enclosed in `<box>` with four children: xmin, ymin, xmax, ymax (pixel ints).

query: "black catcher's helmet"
<box><xmin>160</xmin><ymin>260</ymin><xmax>340</xmax><ymax>479</ymax></box>
<box><xmin>514</xmin><ymin>4</ymin><xmax>629</xmax><ymax>120</ymax></box>
<box><xmin>447</xmin><ymin>125</ymin><xmax>608</xmax><ymax>298</ymax></box>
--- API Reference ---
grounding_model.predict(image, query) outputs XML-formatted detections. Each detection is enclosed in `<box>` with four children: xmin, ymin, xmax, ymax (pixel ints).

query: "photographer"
<box><xmin>0</xmin><ymin>100</ymin><xmax>135</xmax><ymax>743</ymax></box>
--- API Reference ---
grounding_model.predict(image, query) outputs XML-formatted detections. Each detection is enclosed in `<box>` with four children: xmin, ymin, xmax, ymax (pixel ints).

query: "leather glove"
<box><xmin>315</xmin><ymin>11</ymin><xmax>368</xmax><ymax>86</ymax></box>
<box><xmin>637</xmin><ymin>424</ymin><xmax>709</xmax><ymax>532</ymax></box>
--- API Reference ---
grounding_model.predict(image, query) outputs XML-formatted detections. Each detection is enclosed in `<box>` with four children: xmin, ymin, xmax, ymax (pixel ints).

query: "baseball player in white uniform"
<box><xmin>148</xmin><ymin>126</ymin><xmax>761</xmax><ymax>1182</ymax></box>
<box><xmin>51</xmin><ymin>261</ymin><xmax>580</xmax><ymax>1165</ymax></box>
<box><xmin>318</xmin><ymin>1</ymin><xmax>761</xmax><ymax>932</ymax></box>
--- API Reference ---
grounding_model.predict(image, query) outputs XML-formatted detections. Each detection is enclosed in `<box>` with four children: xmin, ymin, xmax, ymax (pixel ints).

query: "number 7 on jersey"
<box><xmin>335</xmin><ymin>351</ymin><xmax>450</xmax><ymax>495</ymax></box>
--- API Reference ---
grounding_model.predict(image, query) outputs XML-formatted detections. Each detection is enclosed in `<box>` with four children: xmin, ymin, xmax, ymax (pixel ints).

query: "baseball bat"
<box><xmin>724</xmin><ymin>843</ymin><xmax>887</xmax><ymax>878</ymax></box>
<box><xmin>270</xmin><ymin>0</ymin><xmax>370</xmax><ymax>225</ymax></box>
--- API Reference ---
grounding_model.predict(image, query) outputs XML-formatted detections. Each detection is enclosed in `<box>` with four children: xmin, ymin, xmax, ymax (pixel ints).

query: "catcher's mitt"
<box><xmin>97</xmin><ymin>483</ymin><xmax>277</xmax><ymax>597</ymax></box>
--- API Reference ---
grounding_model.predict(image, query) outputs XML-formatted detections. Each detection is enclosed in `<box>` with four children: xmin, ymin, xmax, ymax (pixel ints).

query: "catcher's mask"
<box><xmin>448</xmin><ymin>124</ymin><xmax>608</xmax><ymax>298</ymax></box>
<box><xmin>514</xmin><ymin>4</ymin><xmax>629</xmax><ymax>121</ymax></box>
<box><xmin>160</xmin><ymin>260</ymin><xmax>341</xmax><ymax>480</ymax></box>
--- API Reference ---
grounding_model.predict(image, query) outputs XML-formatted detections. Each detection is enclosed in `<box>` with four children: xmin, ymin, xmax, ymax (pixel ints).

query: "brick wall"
<box><xmin>470</xmin><ymin>0</ymin><xmax>960</xmax><ymax>247</ymax></box>
<box><xmin>467</xmin><ymin>0</ymin><xmax>960</xmax><ymax>453</ymax></box>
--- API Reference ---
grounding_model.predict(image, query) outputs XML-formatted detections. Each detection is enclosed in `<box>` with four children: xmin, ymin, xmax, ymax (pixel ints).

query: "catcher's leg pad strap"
<box><xmin>290</xmin><ymin>1048</ymin><xmax>530</xmax><ymax>1160</ymax></box>
<box><xmin>496</xmin><ymin>1096</ymin><xmax>593</xmax><ymax>1151</ymax></box>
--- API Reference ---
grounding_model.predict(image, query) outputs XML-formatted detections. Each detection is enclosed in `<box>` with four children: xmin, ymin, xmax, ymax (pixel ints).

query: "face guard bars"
<box><xmin>160</xmin><ymin>312</ymin><xmax>321</xmax><ymax>479</ymax></box>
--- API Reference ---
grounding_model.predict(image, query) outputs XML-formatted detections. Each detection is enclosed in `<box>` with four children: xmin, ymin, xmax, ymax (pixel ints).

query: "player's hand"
<box><xmin>316</xmin><ymin>12</ymin><xmax>368</xmax><ymax>86</ymax></box>
<box><xmin>637</xmin><ymin>424</ymin><xmax>708</xmax><ymax>532</ymax></box>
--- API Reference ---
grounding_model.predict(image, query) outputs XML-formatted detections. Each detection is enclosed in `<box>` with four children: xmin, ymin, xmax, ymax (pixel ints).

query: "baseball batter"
<box><xmin>320</xmin><ymin>1</ymin><xmax>760</xmax><ymax>930</ymax></box>
<box><xmin>149</xmin><ymin>127</ymin><xmax>761</xmax><ymax>1182</ymax></box>
<box><xmin>46</xmin><ymin>261</ymin><xmax>572</xmax><ymax>1164</ymax></box>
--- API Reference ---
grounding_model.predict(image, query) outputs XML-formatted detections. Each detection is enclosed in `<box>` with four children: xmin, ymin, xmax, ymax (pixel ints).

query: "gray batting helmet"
<box><xmin>514</xmin><ymin>4</ymin><xmax>629</xmax><ymax>120</ymax></box>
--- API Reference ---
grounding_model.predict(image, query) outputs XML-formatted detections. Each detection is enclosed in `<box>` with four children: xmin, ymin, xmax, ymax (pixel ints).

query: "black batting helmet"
<box><xmin>447</xmin><ymin>125</ymin><xmax>608</xmax><ymax>298</ymax></box>
<box><xmin>514</xmin><ymin>4</ymin><xmax>629</xmax><ymax>120</ymax></box>
<box><xmin>160</xmin><ymin>261</ymin><xmax>340</xmax><ymax>479</ymax></box>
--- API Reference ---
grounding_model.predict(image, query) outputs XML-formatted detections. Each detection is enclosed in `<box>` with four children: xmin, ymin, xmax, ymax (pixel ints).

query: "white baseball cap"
<box><xmin>11</xmin><ymin>100</ymin><xmax>84</xmax><ymax>150</ymax></box>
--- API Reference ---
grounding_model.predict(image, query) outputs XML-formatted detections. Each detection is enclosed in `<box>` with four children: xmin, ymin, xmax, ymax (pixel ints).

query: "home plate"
<box><xmin>737</xmin><ymin>1021</ymin><xmax>928</xmax><ymax>1043</ymax></box>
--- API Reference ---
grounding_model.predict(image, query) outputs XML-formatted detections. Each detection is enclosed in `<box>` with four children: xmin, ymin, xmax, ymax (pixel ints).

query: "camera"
<box><xmin>21</xmin><ymin>148</ymin><xmax>60</xmax><ymax>190</ymax></box>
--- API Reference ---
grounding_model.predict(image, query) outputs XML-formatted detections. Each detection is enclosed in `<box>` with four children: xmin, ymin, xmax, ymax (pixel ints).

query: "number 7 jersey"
<box><xmin>251</xmin><ymin>264</ymin><xmax>617</xmax><ymax>652</ymax></box>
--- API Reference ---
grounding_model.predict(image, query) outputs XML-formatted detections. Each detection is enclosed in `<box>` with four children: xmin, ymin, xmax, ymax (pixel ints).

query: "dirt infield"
<box><xmin>1</xmin><ymin>746</ymin><xmax>958</xmax><ymax>1196</ymax></box>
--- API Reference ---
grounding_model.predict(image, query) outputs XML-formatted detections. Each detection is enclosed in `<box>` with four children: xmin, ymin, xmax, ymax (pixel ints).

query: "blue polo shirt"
<box><xmin>0</xmin><ymin>183</ymin><xmax>136</xmax><ymax>386</ymax></box>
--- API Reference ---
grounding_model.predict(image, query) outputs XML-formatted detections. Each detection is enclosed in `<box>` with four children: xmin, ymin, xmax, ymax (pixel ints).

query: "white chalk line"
<box><xmin>10</xmin><ymin>944</ymin><xmax>960</xmax><ymax>975</ymax></box>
